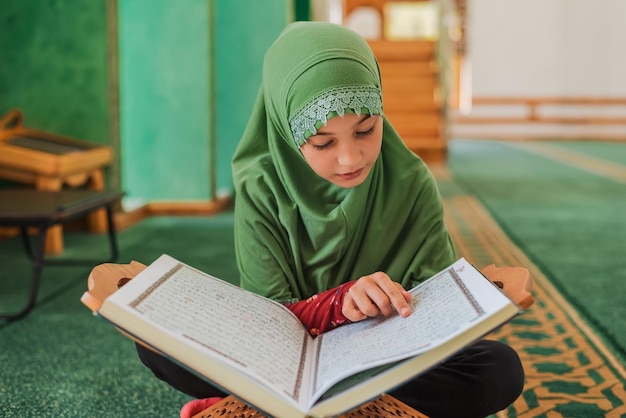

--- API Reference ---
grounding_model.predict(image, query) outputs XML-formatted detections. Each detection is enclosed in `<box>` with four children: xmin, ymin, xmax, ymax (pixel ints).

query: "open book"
<box><xmin>91</xmin><ymin>255</ymin><xmax>522</xmax><ymax>418</ymax></box>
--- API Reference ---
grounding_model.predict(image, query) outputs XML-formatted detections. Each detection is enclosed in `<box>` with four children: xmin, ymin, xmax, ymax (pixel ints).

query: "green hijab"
<box><xmin>232</xmin><ymin>22</ymin><xmax>455</xmax><ymax>302</ymax></box>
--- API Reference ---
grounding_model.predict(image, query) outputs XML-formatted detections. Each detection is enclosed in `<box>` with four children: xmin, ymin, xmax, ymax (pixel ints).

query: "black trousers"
<box><xmin>136</xmin><ymin>339</ymin><xmax>524</xmax><ymax>418</ymax></box>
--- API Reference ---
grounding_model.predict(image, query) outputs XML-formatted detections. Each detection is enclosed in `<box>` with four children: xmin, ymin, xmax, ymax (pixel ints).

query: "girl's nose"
<box><xmin>337</xmin><ymin>142</ymin><xmax>361</xmax><ymax>166</ymax></box>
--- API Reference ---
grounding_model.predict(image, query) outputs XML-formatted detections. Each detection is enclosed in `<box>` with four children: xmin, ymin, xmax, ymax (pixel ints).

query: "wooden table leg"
<box><xmin>33</xmin><ymin>168</ymin><xmax>110</xmax><ymax>254</ymax></box>
<box><xmin>35</xmin><ymin>176</ymin><xmax>64</xmax><ymax>255</ymax></box>
<box><xmin>87</xmin><ymin>169</ymin><xmax>108</xmax><ymax>233</ymax></box>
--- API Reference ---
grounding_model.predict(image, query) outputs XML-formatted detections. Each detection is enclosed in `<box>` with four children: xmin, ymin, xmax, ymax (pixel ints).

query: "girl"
<box><xmin>138</xmin><ymin>21</ymin><xmax>524</xmax><ymax>418</ymax></box>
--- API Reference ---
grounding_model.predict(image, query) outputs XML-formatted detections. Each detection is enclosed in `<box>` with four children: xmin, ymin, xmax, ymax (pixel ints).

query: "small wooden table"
<box><xmin>0</xmin><ymin>109</ymin><xmax>114</xmax><ymax>254</ymax></box>
<box><xmin>0</xmin><ymin>189</ymin><xmax>123</xmax><ymax>321</ymax></box>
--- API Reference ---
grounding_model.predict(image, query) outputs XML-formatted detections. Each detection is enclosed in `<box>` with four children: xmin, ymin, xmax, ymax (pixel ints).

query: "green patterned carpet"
<box><xmin>1</xmin><ymin>140</ymin><xmax>625</xmax><ymax>417</ymax></box>
<box><xmin>440</xmin><ymin>189</ymin><xmax>626</xmax><ymax>417</ymax></box>
<box><xmin>443</xmin><ymin>139</ymin><xmax>626</xmax><ymax>417</ymax></box>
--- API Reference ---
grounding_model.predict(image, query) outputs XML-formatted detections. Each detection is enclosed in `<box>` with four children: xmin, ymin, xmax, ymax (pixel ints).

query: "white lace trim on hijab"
<box><xmin>289</xmin><ymin>85</ymin><xmax>383</xmax><ymax>148</ymax></box>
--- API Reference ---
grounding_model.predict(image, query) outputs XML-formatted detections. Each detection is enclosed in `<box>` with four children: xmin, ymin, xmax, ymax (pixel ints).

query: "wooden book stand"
<box><xmin>82</xmin><ymin>262</ymin><xmax>533</xmax><ymax>418</ymax></box>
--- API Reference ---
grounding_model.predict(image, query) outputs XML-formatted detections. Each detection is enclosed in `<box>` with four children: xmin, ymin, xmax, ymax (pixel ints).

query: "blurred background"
<box><xmin>2</xmin><ymin>0</ymin><xmax>623</xmax><ymax>211</ymax></box>
<box><xmin>1</xmin><ymin>2</ymin><xmax>626</xmax><ymax>417</ymax></box>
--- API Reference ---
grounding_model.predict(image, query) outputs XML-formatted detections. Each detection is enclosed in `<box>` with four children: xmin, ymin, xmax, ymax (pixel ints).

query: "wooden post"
<box><xmin>87</xmin><ymin>169</ymin><xmax>109</xmax><ymax>233</ymax></box>
<box><xmin>35</xmin><ymin>176</ymin><xmax>64</xmax><ymax>254</ymax></box>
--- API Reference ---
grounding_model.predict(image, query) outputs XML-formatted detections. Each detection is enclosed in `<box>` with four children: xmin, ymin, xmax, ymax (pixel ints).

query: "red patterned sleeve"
<box><xmin>285</xmin><ymin>281</ymin><xmax>357</xmax><ymax>337</ymax></box>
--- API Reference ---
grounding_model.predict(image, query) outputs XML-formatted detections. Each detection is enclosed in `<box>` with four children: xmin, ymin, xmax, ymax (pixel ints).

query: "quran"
<box><xmin>85</xmin><ymin>255</ymin><xmax>523</xmax><ymax>418</ymax></box>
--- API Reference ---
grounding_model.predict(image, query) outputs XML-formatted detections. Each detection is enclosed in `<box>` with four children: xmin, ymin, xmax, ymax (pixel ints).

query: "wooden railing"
<box><xmin>451</xmin><ymin>96</ymin><xmax>626</xmax><ymax>140</ymax></box>
<box><xmin>453</xmin><ymin>97</ymin><xmax>626</xmax><ymax>125</ymax></box>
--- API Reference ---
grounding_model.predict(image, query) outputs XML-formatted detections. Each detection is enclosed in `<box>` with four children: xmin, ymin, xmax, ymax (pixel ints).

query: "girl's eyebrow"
<box><xmin>355</xmin><ymin>114</ymin><xmax>374</xmax><ymax>125</ymax></box>
<box><xmin>313</xmin><ymin>114</ymin><xmax>374</xmax><ymax>136</ymax></box>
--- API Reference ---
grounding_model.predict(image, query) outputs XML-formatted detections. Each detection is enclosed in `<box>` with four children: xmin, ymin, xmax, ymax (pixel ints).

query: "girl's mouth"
<box><xmin>339</xmin><ymin>168</ymin><xmax>363</xmax><ymax>181</ymax></box>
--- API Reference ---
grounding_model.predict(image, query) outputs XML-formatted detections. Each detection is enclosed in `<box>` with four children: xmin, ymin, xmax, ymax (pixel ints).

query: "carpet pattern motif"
<box><xmin>442</xmin><ymin>189</ymin><xmax>626</xmax><ymax>418</ymax></box>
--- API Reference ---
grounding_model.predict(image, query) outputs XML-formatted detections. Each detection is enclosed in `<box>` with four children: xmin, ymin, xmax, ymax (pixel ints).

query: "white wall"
<box><xmin>469</xmin><ymin>0</ymin><xmax>626</xmax><ymax>97</ymax></box>
<box><xmin>317</xmin><ymin>0</ymin><xmax>626</xmax><ymax>139</ymax></box>
<box><xmin>453</xmin><ymin>0</ymin><xmax>626</xmax><ymax>139</ymax></box>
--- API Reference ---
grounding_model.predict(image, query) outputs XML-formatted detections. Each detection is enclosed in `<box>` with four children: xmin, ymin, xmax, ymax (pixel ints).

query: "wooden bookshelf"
<box><xmin>343</xmin><ymin>0</ymin><xmax>448</xmax><ymax>164</ymax></box>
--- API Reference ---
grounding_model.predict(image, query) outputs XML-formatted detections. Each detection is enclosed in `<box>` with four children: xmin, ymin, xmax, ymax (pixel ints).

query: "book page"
<box><xmin>103</xmin><ymin>255</ymin><xmax>309</xmax><ymax>402</ymax></box>
<box><xmin>311</xmin><ymin>258</ymin><xmax>512</xmax><ymax>399</ymax></box>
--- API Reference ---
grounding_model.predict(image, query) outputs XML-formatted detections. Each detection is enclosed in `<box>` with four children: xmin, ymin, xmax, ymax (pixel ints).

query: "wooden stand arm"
<box><xmin>81</xmin><ymin>261</ymin><xmax>147</xmax><ymax>312</ymax></box>
<box><xmin>481</xmin><ymin>265</ymin><xmax>534</xmax><ymax>309</ymax></box>
<box><xmin>80</xmin><ymin>261</ymin><xmax>151</xmax><ymax>350</ymax></box>
<box><xmin>0</xmin><ymin>108</ymin><xmax>23</xmax><ymax>131</ymax></box>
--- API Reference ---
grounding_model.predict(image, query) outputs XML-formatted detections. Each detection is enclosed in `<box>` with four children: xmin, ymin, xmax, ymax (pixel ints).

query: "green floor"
<box><xmin>1</xmin><ymin>139</ymin><xmax>625</xmax><ymax>417</ymax></box>
<box><xmin>448</xmin><ymin>140</ymin><xmax>626</xmax><ymax>366</ymax></box>
<box><xmin>0</xmin><ymin>216</ymin><xmax>237</xmax><ymax>418</ymax></box>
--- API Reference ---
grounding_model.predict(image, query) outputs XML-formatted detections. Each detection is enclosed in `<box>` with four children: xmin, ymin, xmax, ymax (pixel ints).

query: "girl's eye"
<box><xmin>312</xmin><ymin>141</ymin><xmax>332</xmax><ymax>151</ymax></box>
<box><xmin>356</xmin><ymin>125</ymin><xmax>376</xmax><ymax>137</ymax></box>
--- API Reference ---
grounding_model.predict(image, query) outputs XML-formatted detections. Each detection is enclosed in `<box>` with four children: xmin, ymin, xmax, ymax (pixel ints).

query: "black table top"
<box><xmin>0</xmin><ymin>189</ymin><xmax>124</xmax><ymax>224</ymax></box>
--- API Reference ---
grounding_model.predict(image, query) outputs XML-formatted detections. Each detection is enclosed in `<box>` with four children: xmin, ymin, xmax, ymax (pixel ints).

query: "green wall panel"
<box><xmin>0</xmin><ymin>0</ymin><xmax>113</xmax><ymax>182</ymax></box>
<box><xmin>120</xmin><ymin>0</ymin><xmax>289</xmax><ymax>201</ymax></box>
<box><xmin>119</xmin><ymin>0</ymin><xmax>211</xmax><ymax>202</ymax></box>
<box><xmin>293</xmin><ymin>0</ymin><xmax>311</xmax><ymax>21</ymax></box>
<box><xmin>213</xmin><ymin>0</ymin><xmax>290</xmax><ymax>193</ymax></box>
<box><xmin>1</xmin><ymin>0</ymin><xmax>291</xmax><ymax>201</ymax></box>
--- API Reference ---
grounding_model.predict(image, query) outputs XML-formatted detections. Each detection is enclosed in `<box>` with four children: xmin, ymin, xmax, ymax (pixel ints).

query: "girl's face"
<box><xmin>299</xmin><ymin>113</ymin><xmax>383</xmax><ymax>188</ymax></box>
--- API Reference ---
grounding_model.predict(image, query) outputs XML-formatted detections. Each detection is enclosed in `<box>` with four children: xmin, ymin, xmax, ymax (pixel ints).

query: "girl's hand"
<box><xmin>342</xmin><ymin>272</ymin><xmax>412</xmax><ymax>322</ymax></box>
